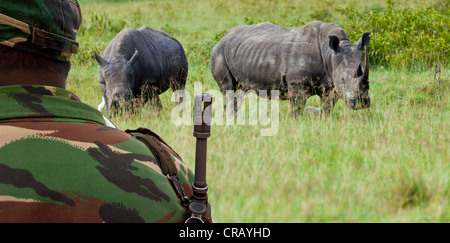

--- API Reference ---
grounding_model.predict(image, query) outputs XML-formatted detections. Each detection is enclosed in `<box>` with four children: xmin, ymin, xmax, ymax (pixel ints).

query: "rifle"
<box><xmin>185</xmin><ymin>93</ymin><xmax>213</xmax><ymax>223</ymax></box>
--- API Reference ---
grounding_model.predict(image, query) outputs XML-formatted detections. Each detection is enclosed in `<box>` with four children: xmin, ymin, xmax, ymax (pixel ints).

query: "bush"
<box><xmin>186</xmin><ymin>30</ymin><xmax>228</xmax><ymax>66</ymax></box>
<box><xmin>78</xmin><ymin>11</ymin><xmax>127</xmax><ymax>39</ymax></box>
<box><xmin>337</xmin><ymin>3</ymin><xmax>449</xmax><ymax>69</ymax></box>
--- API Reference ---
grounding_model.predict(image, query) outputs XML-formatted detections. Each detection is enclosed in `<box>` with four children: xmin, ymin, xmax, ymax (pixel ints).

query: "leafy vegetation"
<box><xmin>337</xmin><ymin>1</ymin><xmax>449</xmax><ymax>69</ymax></box>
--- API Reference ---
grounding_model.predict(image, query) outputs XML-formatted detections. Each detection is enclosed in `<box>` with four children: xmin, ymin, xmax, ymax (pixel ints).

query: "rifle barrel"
<box><xmin>186</xmin><ymin>93</ymin><xmax>213</xmax><ymax>223</ymax></box>
<box><xmin>192</xmin><ymin>93</ymin><xmax>212</xmax><ymax>188</ymax></box>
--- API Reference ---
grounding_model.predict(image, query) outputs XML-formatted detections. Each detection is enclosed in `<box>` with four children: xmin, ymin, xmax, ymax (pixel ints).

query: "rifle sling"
<box><xmin>125</xmin><ymin>128</ymin><xmax>188</xmax><ymax>205</ymax></box>
<box><xmin>126</xmin><ymin>128</ymin><xmax>177</xmax><ymax>176</ymax></box>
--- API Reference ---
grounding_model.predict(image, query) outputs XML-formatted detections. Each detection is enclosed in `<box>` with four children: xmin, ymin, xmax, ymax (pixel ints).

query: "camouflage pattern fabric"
<box><xmin>0</xmin><ymin>85</ymin><xmax>194</xmax><ymax>223</ymax></box>
<box><xmin>0</xmin><ymin>0</ymin><xmax>81</xmax><ymax>61</ymax></box>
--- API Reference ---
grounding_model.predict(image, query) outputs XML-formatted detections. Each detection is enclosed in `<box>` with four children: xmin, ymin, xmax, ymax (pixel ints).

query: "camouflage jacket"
<box><xmin>0</xmin><ymin>85</ymin><xmax>193</xmax><ymax>223</ymax></box>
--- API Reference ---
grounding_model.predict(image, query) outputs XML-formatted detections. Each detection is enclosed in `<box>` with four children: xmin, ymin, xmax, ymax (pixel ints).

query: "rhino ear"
<box><xmin>356</xmin><ymin>32</ymin><xmax>371</xmax><ymax>49</ymax></box>
<box><xmin>94</xmin><ymin>51</ymin><xmax>110</xmax><ymax>67</ymax></box>
<box><xmin>128</xmin><ymin>49</ymin><xmax>139</xmax><ymax>66</ymax></box>
<box><xmin>329</xmin><ymin>36</ymin><xmax>340</xmax><ymax>52</ymax></box>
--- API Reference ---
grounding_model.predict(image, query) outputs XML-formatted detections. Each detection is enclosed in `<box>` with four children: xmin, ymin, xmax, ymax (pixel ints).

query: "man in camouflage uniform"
<box><xmin>0</xmin><ymin>0</ymin><xmax>194</xmax><ymax>222</ymax></box>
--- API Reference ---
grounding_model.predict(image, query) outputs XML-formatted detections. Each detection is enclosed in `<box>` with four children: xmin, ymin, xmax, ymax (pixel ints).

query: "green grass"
<box><xmin>69</xmin><ymin>0</ymin><xmax>449</xmax><ymax>222</ymax></box>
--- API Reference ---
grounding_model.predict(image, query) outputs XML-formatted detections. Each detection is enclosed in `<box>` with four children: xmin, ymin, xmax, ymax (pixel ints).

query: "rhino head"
<box><xmin>94</xmin><ymin>49</ymin><xmax>139</xmax><ymax>115</ymax></box>
<box><xmin>328</xmin><ymin>32</ymin><xmax>371</xmax><ymax>110</ymax></box>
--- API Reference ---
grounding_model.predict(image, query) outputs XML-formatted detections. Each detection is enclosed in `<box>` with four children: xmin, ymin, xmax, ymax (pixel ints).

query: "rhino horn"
<box><xmin>128</xmin><ymin>49</ymin><xmax>139</xmax><ymax>65</ymax></box>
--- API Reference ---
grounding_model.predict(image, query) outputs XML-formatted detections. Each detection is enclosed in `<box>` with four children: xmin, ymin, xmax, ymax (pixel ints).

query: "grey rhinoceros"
<box><xmin>210</xmin><ymin>21</ymin><xmax>371</xmax><ymax>115</ymax></box>
<box><xmin>95</xmin><ymin>26</ymin><xmax>188</xmax><ymax>115</ymax></box>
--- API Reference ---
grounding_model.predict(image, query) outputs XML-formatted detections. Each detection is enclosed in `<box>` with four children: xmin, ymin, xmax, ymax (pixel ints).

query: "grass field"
<box><xmin>70</xmin><ymin>0</ymin><xmax>448</xmax><ymax>222</ymax></box>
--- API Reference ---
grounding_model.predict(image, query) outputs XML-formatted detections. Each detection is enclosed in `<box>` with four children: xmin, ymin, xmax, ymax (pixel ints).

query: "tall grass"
<box><xmin>68</xmin><ymin>0</ymin><xmax>449</xmax><ymax>222</ymax></box>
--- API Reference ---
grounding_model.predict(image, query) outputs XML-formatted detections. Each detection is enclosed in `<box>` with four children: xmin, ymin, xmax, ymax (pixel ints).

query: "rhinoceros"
<box><xmin>94</xmin><ymin>26</ymin><xmax>188</xmax><ymax>115</ymax></box>
<box><xmin>210</xmin><ymin>21</ymin><xmax>371</xmax><ymax>115</ymax></box>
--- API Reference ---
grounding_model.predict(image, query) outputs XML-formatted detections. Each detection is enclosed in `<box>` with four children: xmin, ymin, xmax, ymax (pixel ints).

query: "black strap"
<box><xmin>125</xmin><ymin>128</ymin><xmax>189</xmax><ymax>206</ymax></box>
<box><xmin>125</xmin><ymin>128</ymin><xmax>177</xmax><ymax>177</ymax></box>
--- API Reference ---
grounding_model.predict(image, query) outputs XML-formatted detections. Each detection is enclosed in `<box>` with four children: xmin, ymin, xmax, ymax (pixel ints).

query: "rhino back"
<box><xmin>216</xmin><ymin>22</ymin><xmax>331</xmax><ymax>91</ymax></box>
<box><xmin>136</xmin><ymin>26</ymin><xmax>188</xmax><ymax>82</ymax></box>
<box><xmin>103</xmin><ymin>26</ymin><xmax>187</xmax><ymax>85</ymax></box>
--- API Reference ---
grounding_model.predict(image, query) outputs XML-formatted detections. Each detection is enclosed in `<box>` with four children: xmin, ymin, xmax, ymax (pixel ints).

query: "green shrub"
<box><xmin>337</xmin><ymin>3</ymin><xmax>449</xmax><ymax>69</ymax></box>
<box><xmin>72</xmin><ymin>39</ymin><xmax>107</xmax><ymax>66</ymax></box>
<box><xmin>186</xmin><ymin>30</ymin><xmax>228</xmax><ymax>66</ymax></box>
<box><xmin>79</xmin><ymin>11</ymin><xmax>126</xmax><ymax>39</ymax></box>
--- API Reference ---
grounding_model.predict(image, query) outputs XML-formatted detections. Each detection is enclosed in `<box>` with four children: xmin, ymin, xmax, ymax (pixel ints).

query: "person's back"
<box><xmin>0</xmin><ymin>0</ymin><xmax>194</xmax><ymax>223</ymax></box>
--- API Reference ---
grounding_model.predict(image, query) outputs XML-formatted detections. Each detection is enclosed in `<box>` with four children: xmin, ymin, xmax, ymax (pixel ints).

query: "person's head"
<box><xmin>0</xmin><ymin>0</ymin><xmax>82</xmax><ymax>88</ymax></box>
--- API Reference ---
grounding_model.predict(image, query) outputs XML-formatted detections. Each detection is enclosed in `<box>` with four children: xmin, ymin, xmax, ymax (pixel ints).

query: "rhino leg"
<box><xmin>149</xmin><ymin>95</ymin><xmax>162</xmax><ymax>111</ymax></box>
<box><xmin>140</xmin><ymin>84</ymin><xmax>163</xmax><ymax>111</ymax></box>
<box><xmin>320</xmin><ymin>91</ymin><xmax>337</xmax><ymax>115</ymax></box>
<box><xmin>169</xmin><ymin>71</ymin><xmax>186</xmax><ymax>92</ymax></box>
<box><xmin>213</xmin><ymin>66</ymin><xmax>238</xmax><ymax>116</ymax></box>
<box><xmin>288</xmin><ymin>82</ymin><xmax>309</xmax><ymax>117</ymax></box>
